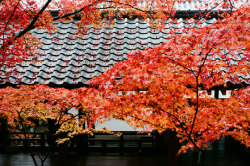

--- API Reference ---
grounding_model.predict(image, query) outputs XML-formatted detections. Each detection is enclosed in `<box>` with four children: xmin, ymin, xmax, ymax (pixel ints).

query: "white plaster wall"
<box><xmin>95</xmin><ymin>119</ymin><xmax>144</xmax><ymax>131</ymax></box>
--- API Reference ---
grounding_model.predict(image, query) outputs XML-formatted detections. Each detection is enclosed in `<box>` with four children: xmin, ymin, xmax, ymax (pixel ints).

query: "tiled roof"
<box><xmin>0</xmin><ymin>17</ymin><xmax>248</xmax><ymax>87</ymax></box>
<box><xmin>0</xmin><ymin>18</ymin><xmax>214</xmax><ymax>87</ymax></box>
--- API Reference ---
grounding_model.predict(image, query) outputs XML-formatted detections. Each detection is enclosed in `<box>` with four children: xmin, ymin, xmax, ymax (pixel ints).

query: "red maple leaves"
<box><xmin>0</xmin><ymin>0</ymin><xmax>249</xmax><ymax>155</ymax></box>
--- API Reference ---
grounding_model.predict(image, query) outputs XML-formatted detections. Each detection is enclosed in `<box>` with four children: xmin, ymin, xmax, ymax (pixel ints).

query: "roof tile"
<box><xmin>1</xmin><ymin>18</ymin><xmax>248</xmax><ymax>86</ymax></box>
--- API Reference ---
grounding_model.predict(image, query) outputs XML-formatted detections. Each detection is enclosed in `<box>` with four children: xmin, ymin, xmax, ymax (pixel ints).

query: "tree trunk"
<box><xmin>47</xmin><ymin>119</ymin><xmax>60</xmax><ymax>154</ymax></box>
<box><xmin>192</xmin><ymin>150</ymin><xmax>205</xmax><ymax>166</ymax></box>
<box><xmin>58</xmin><ymin>141</ymin><xmax>69</xmax><ymax>166</ymax></box>
<box><xmin>197</xmin><ymin>151</ymin><xmax>205</xmax><ymax>166</ymax></box>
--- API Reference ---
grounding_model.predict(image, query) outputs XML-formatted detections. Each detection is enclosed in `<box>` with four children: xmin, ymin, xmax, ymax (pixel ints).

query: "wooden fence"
<box><xmin>9</xmin><ymin>132</ymin><xmax>156</xmax><ymax>152</ymax></box>
<box><xmin>10</xmin><ymin>132</ymin><xmax>46</xmax><ymax>150</ymax></box>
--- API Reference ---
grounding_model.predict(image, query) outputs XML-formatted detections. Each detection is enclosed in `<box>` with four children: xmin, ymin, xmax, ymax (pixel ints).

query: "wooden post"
<box><xmin>155</xmin><ymin>130</ymin><xmax>179</xmax><ymax>166</ymax></box>
<box><xmin>120</xmin><ymin>135</ymin><xmax>124</xmax><ymax>154</ymax></box>
<box><xmin>166</xmin><ymin>130</ymin><xmax>179</xmax><ymax>166</ymax></box>
<box><xmin>138</xmin><ymin>140</ymin><xmax>142</xmax><ymax>151</ymax></box>
<box><xmin>89</xmin><ymin>134</ymin><xmax>95</xmax><ymax>145</ymax></box>
<box><xmin>102</xmin><ymin>140</ymin><xmax>107</xmax><ymax>153</ymax></box>
<box><xmin>40</xmin><ymin>133</ymin><xmax>45</xmax><ymax>150</ymax></box>
<box><xmin>76</xmin><ymin>134</ymin><xmax>88</xmax><ymax>153</ymax></box>
<box><xmin>23</xmin><ymin>135</ymin><xmax>29</xmax><ymax>151</ymax></box>
<box><xmin>155</xmin><ymin>131</ymin><xmax>167</xmax><ymax>152</ymax></box>
<box><xmin>215</xmin><ymin>89</ymin><xmax>219</xmax><ymax>99</ymax></box>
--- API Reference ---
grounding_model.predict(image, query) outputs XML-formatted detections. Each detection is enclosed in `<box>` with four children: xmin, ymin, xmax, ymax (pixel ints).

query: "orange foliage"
<box><xmin>0</xmin><ymin>84</ymin><xmax>111</xmax><ymax>142</ymax></box>
<box><xmin>0</xmin><ymin>0</ymin><xmax>249</xmax><ymax>154</ymax></box>
<box><xmin>91</xmin><ymin>5</ymin><xmax>250</xmax><ymax>153</ymax></box>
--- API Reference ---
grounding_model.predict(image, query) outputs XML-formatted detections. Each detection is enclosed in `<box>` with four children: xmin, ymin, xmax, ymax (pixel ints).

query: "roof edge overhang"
<box><xmin>0</xmin><ymin>82</ymin><xmax>89</xmax><ymax>89</ymax></box>
<box><xmin>50</xmin><ymin>9</ymin><xmax>232</xmax><ymax>20</ymax></box>
<box><xmin>0</xmin><ymin>81</ymin><xmax>248</xmax><ymax>90</ymax></box>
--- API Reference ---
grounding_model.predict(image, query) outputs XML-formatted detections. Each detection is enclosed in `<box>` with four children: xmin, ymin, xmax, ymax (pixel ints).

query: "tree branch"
<box><xmin>163</xmin><ymin>56</ymin><xmax>196</xmax><ymax>76</ymax></box>
<box><xmin>189</xmin><ymin>29</ymin><xmax>229</xmax><ymax>137</ymax></box>
<box><xmin>15</xmin><ymin>0</ymin><xmax>52</xmax><ymax>39</ymax></box>
<box><xmin>53</xmin><ymin>0</ymin><xmax>102</xmax><ymax>20</ymax></box>
<box><xmin>17</xmin><ymin>110</ymin><xmax>38</xmax><ymax>166</ymax></box>
<box><xmin>1</xmin><ymin>0</ymin><xmax>20</xmax><ymax>67</ymax></box>
<box><xmin>0</xmin><ymin>0</ymin><xmax>52</xmax><ymax>51</ymax></box>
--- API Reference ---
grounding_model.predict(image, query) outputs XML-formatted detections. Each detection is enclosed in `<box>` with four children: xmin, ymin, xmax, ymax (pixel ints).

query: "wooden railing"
<box><xmin>10</xmin><ymin>132</ymin><xmax>46</xmax><ymax>150</ymax></box>
<box><xmin>9</xmin><ymin>131</ymin><xmax>156</xmax><ymax>152</ymax></box>
<box><xmin>87</xmin><ymin>132</ymin><xmax>156</xmax><ymax>152</ymax></box>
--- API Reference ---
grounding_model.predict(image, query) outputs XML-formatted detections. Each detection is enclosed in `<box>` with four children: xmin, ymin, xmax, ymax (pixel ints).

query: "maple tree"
<box><xmin>0</xmin><ymin>84</ymin><xmax>111</xmax><ymax>165</ymax></box>
<box><xmin>0</xmin><ymin>0</ymin><xmax>249</xmax><ymax>166</ymax></box>
<box><xmin>90</xmin><ymin>3</ymin><xmax>250</xmax><ymax>166</ymax></box>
